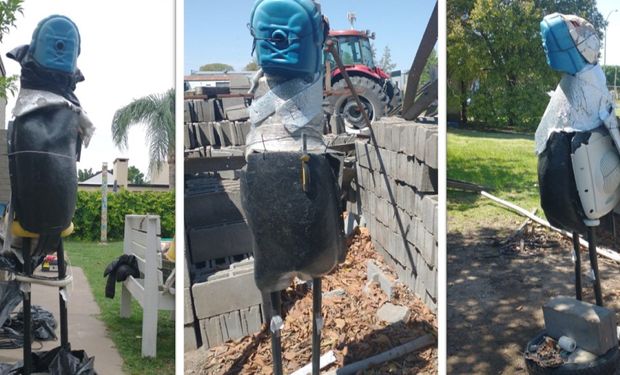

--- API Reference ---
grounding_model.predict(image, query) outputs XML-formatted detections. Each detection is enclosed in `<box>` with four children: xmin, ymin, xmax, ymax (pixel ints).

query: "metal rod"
<box><xmin>587</xmin><ymin>227</ymin><xmax>604</xmax><ymax>306</ymax></box>
<box><xmin>312</xmin><ymin>278</ymin><xmax>322</xmax><ymax>375</ymax></box>
<box><xmin>22</xmin><ymin>237</ymin><xmax>32</xmax><ymax>375</ymax></box>
<box><xmin>57</xmin><ymin>239</ymin><xmax>69</xmax><ymax>349</ymax></box>
<box><xmin>270</xmin><ymin>291</ymin><xmax>283</xmax><ymax>375</ymax></box>
<box><xmin>572</xmin><ymin>232</ymin><xmax>582</xmax><ymax>301</ymax></box>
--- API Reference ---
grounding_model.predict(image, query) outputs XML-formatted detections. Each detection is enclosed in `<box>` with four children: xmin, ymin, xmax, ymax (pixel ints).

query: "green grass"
<box><xmin>65</xmin><ymin>241</ymin><xmax>174</xmax><ymax>375</ymax></box>
<box><xmin>447</xmin><ymin>128</ymin><xmax>542</xmax><ymax>233</ymax></box>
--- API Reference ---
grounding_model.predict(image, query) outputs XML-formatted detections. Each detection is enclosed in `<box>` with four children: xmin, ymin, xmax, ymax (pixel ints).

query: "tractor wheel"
<box><xmin>327</xmin><ymin>76</ymin><xmax>388</xmax><ymax>132</ymax></box>
<box><xmin>386</xmin><ymin>80</ymin><xmax>402</xmax><ymax>115</ymax></box>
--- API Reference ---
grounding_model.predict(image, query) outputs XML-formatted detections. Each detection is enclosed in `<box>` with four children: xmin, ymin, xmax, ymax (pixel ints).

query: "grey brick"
<box><xmin>222</xmin><ymin>311</ymin><xmax>244</xmax><ymax>340</ymax></box>
<box><xmin>544</xmin><ymin>297</ymin><xmax>617</xmax><ymax>356</ymax></box>
<box><xmin>192</xmin><ymin>267</ymin><xmax>262</xmax><ymax>319</ymax></box>
<box><xmin>221</xmin><ymin>97</ymin><xmax>245</xmax><ymax>111</ymax></box>
<box><xmin>226</xmin><ymin>105</ymin><xmax>249</xmax><ymax>122</ymax></box>
<box><xmin>188</xmin><ymin>221</ymin><xmax>254</xmax><ymax>262</ymax></box>
<box><xmin>413</xmin><ymin>161</ymin><xmax>436</xmax><ymax>193</ymax></box>
<box><xmin>414</xmin><ymin>125</ymin><xmax>429</xmax><ymax>162</ymax></box>
<box><xmin>241</xmin><ymin>305</ymin><xmax>263</xmax><ymax>335</ymax></box>
<box><xmin>184</xmin><ymin>288</ymin><xmax>194</xmax><ymax>324</ymax></box>
<box><xmin>201</xmin><ymin>317</ymin><xmax>223</xmax><ymax>347</ymax></box>
<box><xmin>185</xmin><ymin>325</ymin><xmax>198</xmax><ymax>352</ymax></box>
<box><xmin>422</xmin><ymin>195</ymin><xmax>438</xmax><ymax>234</ymax></box>
<box><xmin>405</xmin><ymin>125</ymin><xmax>416</xmax><ymax>157</ymax></box>
<box><xmin>425</xmin><ymin>132</ymin><xmax>438</xmax><ymax>169</ymax></box>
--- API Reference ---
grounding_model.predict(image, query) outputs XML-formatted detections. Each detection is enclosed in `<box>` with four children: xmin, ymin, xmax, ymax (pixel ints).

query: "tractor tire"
<box><xmin>524</xmin><ymin>331</ymin><xmax>619</xmax><ymax>375</ymax></box>
<box><xmin>327</xmin><ymin>76</ymin><xmax>388</xmax><ymax>132</ymax></box>
<box><xmin>386</xmin><ymin>80</ymin><xmax>402</xmax><ymax>114</ymax></box>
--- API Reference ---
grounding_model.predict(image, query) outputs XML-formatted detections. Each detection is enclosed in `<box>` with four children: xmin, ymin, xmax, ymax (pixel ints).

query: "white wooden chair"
<box><xmin>120</xmin><ymin>214</ymin><xmax>175</xmax><ymax>357</ymax></box>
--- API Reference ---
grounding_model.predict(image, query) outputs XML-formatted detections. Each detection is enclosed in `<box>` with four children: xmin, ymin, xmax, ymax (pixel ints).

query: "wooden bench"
<box><xmin>120</xmin><ymin>214</ymin><xmax>175</xmax><ymax>357</ymax></box>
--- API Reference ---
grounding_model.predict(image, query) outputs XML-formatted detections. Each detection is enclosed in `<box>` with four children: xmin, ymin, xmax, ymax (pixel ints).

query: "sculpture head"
<box><xmin>29</xmin><ymin>15</ymin><xmax>80</xmax><ymax>74</ymax></box>
<box><xmin>540</xmin><ymin>13</ymin><xmax>599</xmax><ymax>75</ymax></box>
<box><xmin>250</xmin><ymin>0</ymin><xmax>324</xmax><ymax>78</ymax></box>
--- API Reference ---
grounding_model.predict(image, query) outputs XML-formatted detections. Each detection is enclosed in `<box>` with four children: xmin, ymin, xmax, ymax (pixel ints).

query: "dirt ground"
<box><xmin>186</xmin><ymin>228</ymin><xmax>437</xmax><ymax>374</ymax></box>
<box><xmin>447</xmin><ymin>212</ymin><xmax>620</xmax><ymax>374</ymax></box>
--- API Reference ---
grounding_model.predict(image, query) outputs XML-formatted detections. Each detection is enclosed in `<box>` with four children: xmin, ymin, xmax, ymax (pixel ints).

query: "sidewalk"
<box><xmin>0</xmin><ymin>266</ymin><xmax>124</xmax><ymax>374</ymax></box>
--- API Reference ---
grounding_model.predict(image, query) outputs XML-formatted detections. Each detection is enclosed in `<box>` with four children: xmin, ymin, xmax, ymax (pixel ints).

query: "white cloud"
<box><xmin>2</xmin><ymin>0</ymin><xmax>175</xmax><ymax>175</ymax></box>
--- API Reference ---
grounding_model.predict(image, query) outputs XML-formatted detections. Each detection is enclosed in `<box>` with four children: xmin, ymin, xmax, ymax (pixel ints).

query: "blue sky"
<box><xmin>599</xmin><ymin>0</ymin><xmax>620</xmax><ymax>65</ymax></box>
<box><xmin>184</xmin><ymin>0</ymin><xmax>436</xmax><ymax>74</ymax></box>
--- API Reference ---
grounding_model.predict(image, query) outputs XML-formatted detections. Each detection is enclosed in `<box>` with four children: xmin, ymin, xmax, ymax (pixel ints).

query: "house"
<box><xmin>78</xmin><ymin>158</ymin><xmax>169</xmax><ymax>192</ymax></box>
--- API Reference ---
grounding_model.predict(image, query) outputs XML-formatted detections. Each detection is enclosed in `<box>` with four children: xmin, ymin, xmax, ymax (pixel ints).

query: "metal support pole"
<box><xmin>57</xmin><ymin>239</ymin><xmax>69</xmax><ymax>349</ymax></box>
<box><xmin>269</xmin><ymin>291</ymin><xmax>283</xmax><ymax>375</ymax></box>
<box><xmin>586</xmin><ymin>227</ymin><xmax>604</xmax><ymax>306</ymax></box>
<box><xmin>312</xmin><ymin>277</ymin><xmax>322</xmax><ymax>375</ymax></box>
<box><xmin>22</xmin><ymin>237</ymin><xmax>32</xmax><ymax>375</ymax></box>
<box><xmin>572</xmin><ymin>232</ymin><xmax>582</xmax><ymax>301</ymax></box>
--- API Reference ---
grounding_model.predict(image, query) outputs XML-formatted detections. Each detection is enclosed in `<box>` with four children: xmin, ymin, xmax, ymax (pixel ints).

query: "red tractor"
<box><xmin>324</xmin><ymin>29</ymin><xmax>401</xmax><ymax>132</ymax></box>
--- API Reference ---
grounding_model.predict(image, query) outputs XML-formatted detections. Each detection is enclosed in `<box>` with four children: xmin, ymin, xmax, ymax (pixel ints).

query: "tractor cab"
<box><xmin>326</xmin><ymin>29</ymin><xmax>389</xmax><ymax>80</ymax></box>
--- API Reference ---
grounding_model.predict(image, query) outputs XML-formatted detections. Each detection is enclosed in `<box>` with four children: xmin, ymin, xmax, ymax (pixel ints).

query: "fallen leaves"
<box><xmin>191</xmin><ymin>227</ymin><xmax>437</xmax><ymax>374</ymax></box>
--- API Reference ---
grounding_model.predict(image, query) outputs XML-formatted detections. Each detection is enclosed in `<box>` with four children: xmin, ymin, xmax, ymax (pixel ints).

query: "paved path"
<box><xmin>0</xmin><ymin>267</ymin><xmax>124</xmax><ymax>374</ymax></box>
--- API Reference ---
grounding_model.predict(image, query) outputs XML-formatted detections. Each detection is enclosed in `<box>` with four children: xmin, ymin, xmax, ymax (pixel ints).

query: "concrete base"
<box><xmin>543</xmin><ymin>296</ymin><xmax>617</xmax><ymax>356</ymax></box>
<box><xmin>0</xmin><ymin>267</ymin><xmax>124</xmax><ymax>374</ymax></box>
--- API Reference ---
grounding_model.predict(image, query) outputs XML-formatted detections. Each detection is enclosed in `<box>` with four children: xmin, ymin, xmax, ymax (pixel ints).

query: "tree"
<box><xmin>447</xmin><ymin>0</ymin><xmax>605</xmax><ymax>129</ymax></box>
<box><xmin>244</xmin><ymin>60</ymin><xmax>259</xmax><ymax>71</ymax></box>
<box><xmin>111</xmin><ymin>89</ymin><xmax>175</xmax><ymax>189</ymax></box>
<box><xmin>0</xmin><ymin>0</ymin><xmax>22</xmax><ymax>99</ymax></box>
<box><xmin>199</xmin><ymin>63</ymin><xmax>234</xmax><ymax>72</ymax></box>
<box><xmin>127</xmin><ymin>165</ymin><xmax>146</xmax><ymax>185</ymax></box>
<box><xmin>421</xmin><ymin>48</ymin><xmax>438</xmax><ymax>84</ymax></box>
<box><xmin>78</xmin><ymin>168</ymin><xmax>94</xmax><ymax>182</ymax></box>
<box><xmin>379</xmin><ymin>45</ymin><xmax>396</xmax><ymax>73</ymax></box>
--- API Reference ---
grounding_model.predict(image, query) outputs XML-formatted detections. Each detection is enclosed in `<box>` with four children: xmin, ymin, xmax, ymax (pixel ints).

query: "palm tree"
<box><xmin>111</xmin><ymin>88</ymin><xmax>175</xmax><ymax>189</ymax></box>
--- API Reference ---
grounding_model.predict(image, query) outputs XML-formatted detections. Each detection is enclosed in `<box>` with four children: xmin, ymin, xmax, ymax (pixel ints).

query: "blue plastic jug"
<box><xmin>540</xmin><ymin>13</ymin><xmax>587</xmax><ymax>75</ymax></box>
<box><xmin>250</xmin><ymin>0</ymin><xmax>324</xmax><ymax>78</ymax></box>
<box><xmin>30</xmin><ymin>15</ymin><xmax>80</xmax><ymax>74</ymax></box>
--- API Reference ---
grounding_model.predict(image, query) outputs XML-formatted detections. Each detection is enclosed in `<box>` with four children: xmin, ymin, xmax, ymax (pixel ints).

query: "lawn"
<box><xmin>65</xmin><ymin>241</ymin><xmax>175</xmax><ymax>375</ymax></box>
<box><xmin>447</xmin><ymin>128</ymin><xmax>542</xmax><ymax>233</ymax></box>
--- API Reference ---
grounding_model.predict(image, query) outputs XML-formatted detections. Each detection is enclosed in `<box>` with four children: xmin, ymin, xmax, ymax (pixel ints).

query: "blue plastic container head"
<box><xmin>540</xmin><ymin>13</ymin><xmax>587</xmax><ymax>75</ymax></box>
<box><xmin>29</xmin><ymin>15</ymin><xmax>80</xmax><ymax>74</ymax></box>
<box><xmin>250</xmin><ymin>0</ymin><xmax>324</xmax><ymax>78</ymax></box>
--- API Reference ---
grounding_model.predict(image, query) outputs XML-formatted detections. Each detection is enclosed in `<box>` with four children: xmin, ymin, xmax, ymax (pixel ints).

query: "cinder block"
<box><xmin>236</xmin><ymin>121</ymin><xmax>252</xmax><ymax>144</ymax></box>
<box><xmin>201</xmin><ymin>317</ymin><xmax>223</xmax><ymax>347</ymax></box>
<box><xmin>413</xmin><ymin>161</ymin><xmax>437</xmax><ymax>193</ymax></box>
<box><xmin>422</xmin><ymin>195</ymin><xmax>438</xmax><ymax>234</ymax></box>
<box><xmin>185</xmin><ymin>324</ymin><xmax>198</xmax><ymax>352</ymax></box>
<box><xmin>226</xmin><ymin>105</ymin><xmax>249</xmax><ymax>122</ymax></box>
<box><xmin>425</xmin><ymin>132</ymin><xmax>438</xmax><ymax>169</ymax></box>
<box><xmin>222</xmin><ymin>311</ymin><xmax>244</xmax><ymax>340</ymax></box>
<box><xmin>185</xmin><ymin>187</ymin><xmax>244</xmax><ymax>228</ymax></box>
<box><xmin>544</xmin><ymin>297</ymin><xmax>618</xmax><ymax>356</ymax></box>
<box><xmin>184</xmin><ymin>101</ymin><xmax>192</xmax><ymax>123</ymax></box>
<box><xmin>405</xmin><ymin>125</ymin><xmax>416</xmax><ymax>157</ymax></box>
<box><xmin>192</xmin><ymin>268</ymin><xmax>263</xmax><ymax>319</ymax></box>
<box><xmin>414</xmin><ymin>125</ymin><xmax>429</xmax><ymax>162</ymax></box>
<box><xmin>184</xmin><ymin>288</ymin><xmax>194</xmax><ymax>324</ymax></box>
<box><xmin>221</xmin><ymin>97</ymin><xmax>246</xmax><ymax>111</ymax></box>
<box><xmin>188</xmin><ymin>221</ymin><xmax>254</xmax><ymax>262</ymax></box>
<box><xmin>241</xmin><ymin>305</ymin><xmax>263</xmax><ymax>334</ymax></box>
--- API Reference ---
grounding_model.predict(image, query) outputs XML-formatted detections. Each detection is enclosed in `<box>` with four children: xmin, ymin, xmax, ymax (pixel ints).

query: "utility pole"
<box><xmin>605</xmin><ymin>9</ymin><xmax>618</xmax><ymax>66</ymax></box>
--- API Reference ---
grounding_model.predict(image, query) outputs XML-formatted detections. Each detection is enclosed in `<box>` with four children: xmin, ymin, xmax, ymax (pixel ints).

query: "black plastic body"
<box><xmin>240</xmin><ymin>152</ymin><xmax>345</xmax><ymax>293</ymax></box>
<box><xmin>9</xmin><ymin>106</ymin><xmax>80</xmax><ymax>235</ymax></box>
<box><xmin>538</xmin><ymin>131</ymin><xmax>587</xmax><ymax>233</ymax></box>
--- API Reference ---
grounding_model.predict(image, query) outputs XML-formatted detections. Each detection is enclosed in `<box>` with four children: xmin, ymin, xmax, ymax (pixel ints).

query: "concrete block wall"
<box><xmin>184</xmin><ymin>121</ymin><xmax>252</xmax><ymax>151</ymax></box>
<box><xmin>185</xmin><ymin>175</ymin><xmax>264</xmax><ymax>350</ymax></box>
<box><xmin>192</xmin><ymin>258</ymin><xmax>264</xmax><ymax>348</ymax></box>
<box><xmin>353</xmin><ymin>118</ymin><xmax>438</xmax><ymax>313</ymax></box>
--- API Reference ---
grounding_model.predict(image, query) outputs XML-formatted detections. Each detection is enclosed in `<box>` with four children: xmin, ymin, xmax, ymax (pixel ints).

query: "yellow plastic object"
<box><xmin>165</xmin><ymin>238</ymin><xmax>176</xmax><ymax>262</ymax></box>
<box><xmin>11</xmin><ymin>221</ymin><xmax>74</xmax><ymax>238</ymax></box>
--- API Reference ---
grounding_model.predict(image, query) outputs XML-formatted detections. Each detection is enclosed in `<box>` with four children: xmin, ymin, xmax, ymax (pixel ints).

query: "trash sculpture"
<box><xmin>536</xmin><ymin>13</ymin><xmax>620</xmax><ymax>307</ymax></box>
<box><xmin>0</xmin><ymin>15</ymin><xmax>95</xmax><ymax>374</ymax></box>
<box><xmin>241</xmin><ymin>1</ymin><xmax>345</xmax><ymax>373</ymax></box>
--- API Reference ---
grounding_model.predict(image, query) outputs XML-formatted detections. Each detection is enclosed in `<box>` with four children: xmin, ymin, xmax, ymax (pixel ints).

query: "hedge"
<box><xmin>73</xmin><ymin>190</ymin><xmax>174</xmax><ymax>241</ymax></box>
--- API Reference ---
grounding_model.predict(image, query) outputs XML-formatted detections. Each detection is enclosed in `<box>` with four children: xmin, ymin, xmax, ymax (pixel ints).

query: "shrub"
<box><xmin>73</xmin><ymin>190</ymin><xmax>174</xmax><ymax>241</ymax></box>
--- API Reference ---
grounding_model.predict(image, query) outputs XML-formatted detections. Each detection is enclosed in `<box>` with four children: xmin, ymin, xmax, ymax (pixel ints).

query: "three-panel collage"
<box><xmin>0</xmin><ymin>0</ymin><xmax>618</xmax><ymax>374</ymax></box>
